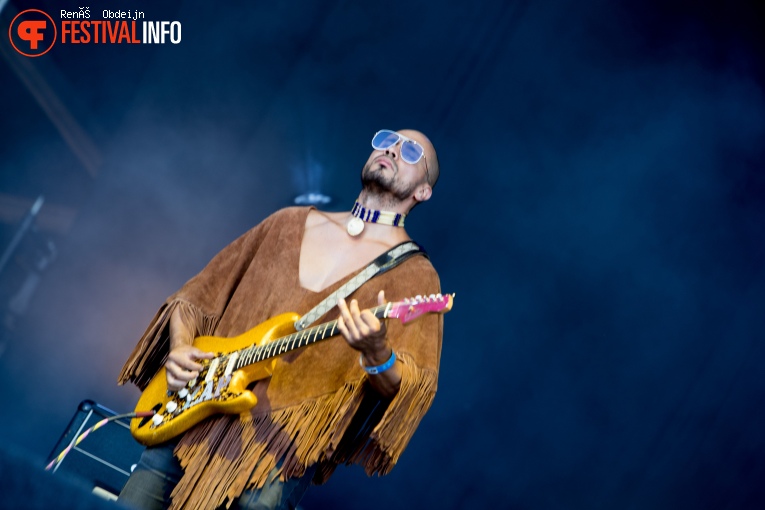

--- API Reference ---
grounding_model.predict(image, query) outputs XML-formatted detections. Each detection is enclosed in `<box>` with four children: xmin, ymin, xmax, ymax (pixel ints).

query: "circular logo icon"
<box><xmin>9</xmin><ymin>9</ymin><xmax>57</xmax><ymax>57</ymax></box>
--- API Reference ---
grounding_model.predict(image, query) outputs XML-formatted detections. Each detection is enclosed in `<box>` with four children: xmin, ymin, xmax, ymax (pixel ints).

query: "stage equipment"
<box><xmin>48</xmin><ymin>400</ymin><xmax>146</xmax><ymax>501</ymax></box>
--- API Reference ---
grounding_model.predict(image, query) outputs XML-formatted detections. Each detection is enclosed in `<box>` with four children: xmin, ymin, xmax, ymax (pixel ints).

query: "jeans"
<box><xmin>118</xmin><ymin>441</ymin><xmax>315</xmax><ymax>510</ymax></box>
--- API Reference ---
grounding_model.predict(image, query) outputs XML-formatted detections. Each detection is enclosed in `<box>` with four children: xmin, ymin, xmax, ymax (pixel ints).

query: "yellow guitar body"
<box><xmin>131</xmin><ymin>311</ymin><xmax>300</xmax><ymax>446</ymax></box>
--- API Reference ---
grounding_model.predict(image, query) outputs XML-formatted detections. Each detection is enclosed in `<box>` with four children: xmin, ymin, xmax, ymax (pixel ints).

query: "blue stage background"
<box><xmin>1</xmin><ymin>0</ymin><xmax>763</xmax><ymax>508</ymax></box>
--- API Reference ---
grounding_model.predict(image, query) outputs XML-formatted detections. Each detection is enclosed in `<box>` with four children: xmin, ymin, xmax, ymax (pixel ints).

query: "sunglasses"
<box><xmin>371</xmin><ymin>130</ymin><xmax>428</xmax><ymax>171</ymax></box>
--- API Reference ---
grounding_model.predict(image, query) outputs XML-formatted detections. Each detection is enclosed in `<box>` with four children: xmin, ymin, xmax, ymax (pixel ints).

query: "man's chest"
<box><xmin>298</xmin><ymin>225</ymin><xmax>393</xmax><ymax>293</ymax></box>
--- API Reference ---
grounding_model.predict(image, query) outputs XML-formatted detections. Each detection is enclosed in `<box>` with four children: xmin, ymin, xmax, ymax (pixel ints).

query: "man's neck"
<box><xmin>355</xmin><ymin>191</ymin><xmax>411</xmax><ymax>216</ymax></box>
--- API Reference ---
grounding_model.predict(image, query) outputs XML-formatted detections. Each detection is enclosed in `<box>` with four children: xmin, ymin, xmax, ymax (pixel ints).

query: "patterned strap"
<box><xmin>294</xmin><ymin>241</ymin><xmax>426</xmax><ymax>331</ymax></box>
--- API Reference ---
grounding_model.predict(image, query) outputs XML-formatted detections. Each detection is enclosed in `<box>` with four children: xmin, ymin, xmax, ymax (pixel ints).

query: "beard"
<box><xmin>361</xmin><ymin>161</ymin><xmax>418</xmax><ymax>203</ymax></box>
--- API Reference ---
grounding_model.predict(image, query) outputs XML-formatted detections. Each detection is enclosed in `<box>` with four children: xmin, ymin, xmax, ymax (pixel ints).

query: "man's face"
<box><xmin>361</xmin><ymin>129</ymin><xmax>433</xmax><ymax>202</ymax></box>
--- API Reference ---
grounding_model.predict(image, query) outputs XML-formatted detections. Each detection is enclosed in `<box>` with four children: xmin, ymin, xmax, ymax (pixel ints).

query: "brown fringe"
<box><xmin>117</xmin><ymin>299</ymin><xmax>220</xmax><ymax>390</ymax></box>
<box><xmin>343</xmin><ymin>352</ymin><xmax>438</xmax><ymax>476</ymax></box>
<box><xmin>169</xmin><ymin>379</ymin><xmax>366</xmax><ymax>510</ymax></box>
<box><xmin>165</xmin><ymin>353</ymin><xmax>437</xmax><ymax>510</ymax></box>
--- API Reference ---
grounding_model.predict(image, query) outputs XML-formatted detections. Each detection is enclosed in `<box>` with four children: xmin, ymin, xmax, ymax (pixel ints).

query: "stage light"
<box><xmin>293</xmin><ymin>192</ymin><xmax>332</xmax><ymax>206</ymax></box>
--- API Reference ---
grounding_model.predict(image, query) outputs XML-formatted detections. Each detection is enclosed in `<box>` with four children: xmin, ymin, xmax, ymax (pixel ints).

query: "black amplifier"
<box><xmin>48</xmin><ymin>400</ymin><xmax>145</xmax><ymax>501</ymax></box>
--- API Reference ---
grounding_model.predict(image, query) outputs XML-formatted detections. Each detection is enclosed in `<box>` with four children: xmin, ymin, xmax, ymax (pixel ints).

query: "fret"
<box><xmin>230</xmin><ymin>302</ymin><xmax>408</xmax><ymax>371</ymax></box>
<box><xmin>182</xmin><ymin>297</ymin><xmax>451</xmax><ymax>385</ymax></box>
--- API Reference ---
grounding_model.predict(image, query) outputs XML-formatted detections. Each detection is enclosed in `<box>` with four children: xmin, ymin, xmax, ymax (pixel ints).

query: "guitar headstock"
<box><xmin>388</xmin><ymin>293</ymin><xmax>454</xmax><ymax>324</ymax></box>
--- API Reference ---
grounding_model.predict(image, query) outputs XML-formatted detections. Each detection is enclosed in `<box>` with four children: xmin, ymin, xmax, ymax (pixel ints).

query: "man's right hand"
<box><xmin>165</xmin><ymin>344</ymin><xmax>214</xmax><ymax>391</ymax></box>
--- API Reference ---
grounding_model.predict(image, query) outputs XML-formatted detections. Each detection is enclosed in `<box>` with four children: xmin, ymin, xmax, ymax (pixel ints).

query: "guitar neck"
<box><xmin>233</xmin><ymin>303</ymin><xmax>390</xmax><ymax>370</ymax></box>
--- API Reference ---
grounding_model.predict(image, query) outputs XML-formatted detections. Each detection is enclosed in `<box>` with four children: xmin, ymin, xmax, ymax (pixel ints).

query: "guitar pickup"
<box><xmin>204</xmin><ymin>358</ymin><xmax>220</xmax><ymax>383</ymax></box>
<box><xmin>224</xmin><ymin>352</ymin><xmax>239</xmax><ymax>377</ymax></box>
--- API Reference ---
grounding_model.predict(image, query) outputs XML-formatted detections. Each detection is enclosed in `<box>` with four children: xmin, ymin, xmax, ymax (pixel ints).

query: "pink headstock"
<box><xmin>388</xmin><ymin>294</ymin><xmax>454</xmax><ymax>324</ymax></box>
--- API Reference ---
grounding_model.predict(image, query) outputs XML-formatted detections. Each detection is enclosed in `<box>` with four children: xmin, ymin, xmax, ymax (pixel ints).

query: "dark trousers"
<box><xmin>118</xmin><ymin>441</ymin><xmax>315</xmax><ymax>510</ymax></box>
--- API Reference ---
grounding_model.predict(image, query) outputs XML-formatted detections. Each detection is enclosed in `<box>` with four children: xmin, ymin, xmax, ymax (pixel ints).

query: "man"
<box><xmin>117</xmin><ymin>129</ymin><xmax>443</xmax><ymax>510</ymax></box>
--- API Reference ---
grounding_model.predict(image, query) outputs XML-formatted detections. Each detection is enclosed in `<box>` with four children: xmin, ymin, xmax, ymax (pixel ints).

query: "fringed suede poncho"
<box><xmin>118</xmin><ymin>207</ymin><xmax>443</xmax><ymax>510</ymax></box>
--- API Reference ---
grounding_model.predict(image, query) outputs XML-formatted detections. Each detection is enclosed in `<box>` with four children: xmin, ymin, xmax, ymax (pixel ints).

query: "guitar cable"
<box><xmin>45</xmin><ymin>410</ymin><xmax>156</xmax><ymax>472</ymax></box>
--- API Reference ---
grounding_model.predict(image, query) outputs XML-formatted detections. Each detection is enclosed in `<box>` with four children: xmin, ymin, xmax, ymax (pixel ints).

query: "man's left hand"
<box><xmin>337</xmin><ymin>290</ymin><xmax>390</xmax><ymax>364</ymax></box>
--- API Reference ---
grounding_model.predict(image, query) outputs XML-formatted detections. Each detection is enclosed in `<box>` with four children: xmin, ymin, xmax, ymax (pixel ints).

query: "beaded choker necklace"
<box><xmin>346</xmin><ymin>201</ymin><xmax>406</xmax><ymax>237</ymax></box>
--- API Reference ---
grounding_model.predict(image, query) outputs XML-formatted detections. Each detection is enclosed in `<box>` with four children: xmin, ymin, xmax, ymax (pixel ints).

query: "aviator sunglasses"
<box><xmin>371</xmin><ymin>130</ymin><xmax>429</xmax><ymax>179</ymax></box>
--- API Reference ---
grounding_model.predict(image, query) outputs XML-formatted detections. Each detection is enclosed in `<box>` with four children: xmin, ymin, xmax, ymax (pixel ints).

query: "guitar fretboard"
<box><xmin>233</xmin><ymin>303</ymin><xmax>390</xmax><ymax>370</ymax></box>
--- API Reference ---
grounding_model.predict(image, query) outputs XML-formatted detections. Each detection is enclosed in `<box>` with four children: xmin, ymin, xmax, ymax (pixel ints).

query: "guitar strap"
<box><xmin>293</xmin><ymin>240</ymin><xmax>427</xmax><ymax>331</ymax></box>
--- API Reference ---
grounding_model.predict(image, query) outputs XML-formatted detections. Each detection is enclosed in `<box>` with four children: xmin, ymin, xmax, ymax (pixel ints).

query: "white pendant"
<box><xmin>346</xmin><ymin>217</ymin><xmax>365</xmax><ymax>236</ymax></box>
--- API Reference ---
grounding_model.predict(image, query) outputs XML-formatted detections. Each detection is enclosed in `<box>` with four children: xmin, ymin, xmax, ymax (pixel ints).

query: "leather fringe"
<box><xmin>166</xmin><ymin>354</ymin><xmax>437</xmax><ymax>510</ymax></box>
<box><xmin>168</xmin><ymin>379</ymin><xmax>366</xmax><ymax>510</ymax></box>
<box><xmin>117</xmin><ymin>299</ymin><xmax>219</xmax><ymax>390</ymax></box>
<box><xmin>343</xmin><ymin>352</ymin><xmax>438</xmax><ymax>476</ymax></box>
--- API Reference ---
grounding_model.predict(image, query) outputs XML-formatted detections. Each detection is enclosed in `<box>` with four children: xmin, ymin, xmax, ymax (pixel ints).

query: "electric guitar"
<box><xmin>131</xmin><ymin>293</ymin><xmax>454</xmax><ymax>446</ymax></box>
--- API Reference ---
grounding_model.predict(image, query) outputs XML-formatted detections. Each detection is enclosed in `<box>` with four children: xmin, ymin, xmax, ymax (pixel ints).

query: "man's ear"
<box><xmin>415</xmin><ymin>183</ymin><xmax>432</xmax><ymax>203</ymax></box>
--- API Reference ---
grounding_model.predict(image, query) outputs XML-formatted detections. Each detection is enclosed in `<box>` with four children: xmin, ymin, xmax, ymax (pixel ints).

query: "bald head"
<box><xmin>398</xmin><ymin>129</ymin><xmax>440</xmax><ymax>189</ymax></box>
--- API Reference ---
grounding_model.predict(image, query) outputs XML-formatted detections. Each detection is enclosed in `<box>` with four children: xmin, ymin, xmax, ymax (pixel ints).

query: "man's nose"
<box><xmin>384</xmin><ymin>142</ymin><xmax>400</xmax><ymax>159</ymax></box>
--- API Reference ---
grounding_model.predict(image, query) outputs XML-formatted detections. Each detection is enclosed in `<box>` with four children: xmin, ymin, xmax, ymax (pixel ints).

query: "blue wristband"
<box><xmin>360</xmin><ymin>350</ymin><xmax>396</xmax><ymax>375</ymax></box>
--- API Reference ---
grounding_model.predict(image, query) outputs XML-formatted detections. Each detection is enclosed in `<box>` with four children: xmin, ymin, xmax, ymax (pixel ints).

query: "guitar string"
<box><xmin>232</xmin><ymin>304</ymin><xmax>389</xmax><ymax>370</ymax></box>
